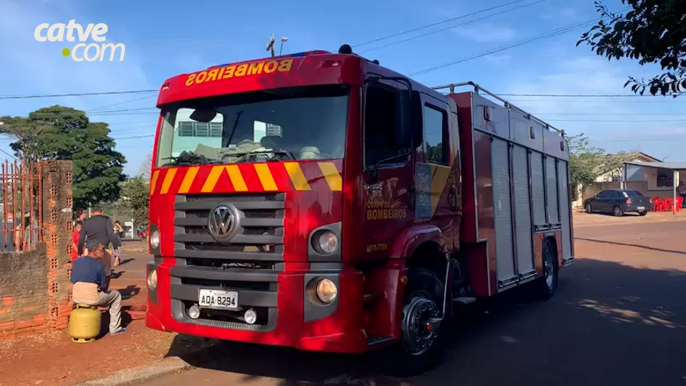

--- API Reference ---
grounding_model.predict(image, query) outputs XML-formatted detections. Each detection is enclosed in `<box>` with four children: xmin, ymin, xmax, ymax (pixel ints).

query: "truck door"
<box><xmin>416</xmin><ymin>94</ymin><xmax>459</xmax><ymax>252</ymax></box>
<box><xmin>360</xmin><ymin>79</ymin><xmax>415</xmax><ymax>257</ymax></box>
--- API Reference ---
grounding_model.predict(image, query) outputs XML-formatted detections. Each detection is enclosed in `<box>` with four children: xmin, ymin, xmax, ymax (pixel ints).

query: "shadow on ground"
<box><xmin>576</xmin><ymin>237</ymin><xmax>686</xmax><ymax>255</ymax></box>
<box><xmin>164</xmin><ymin>259</ymin><xmax>686</xmax><ymax>386</ymax></box>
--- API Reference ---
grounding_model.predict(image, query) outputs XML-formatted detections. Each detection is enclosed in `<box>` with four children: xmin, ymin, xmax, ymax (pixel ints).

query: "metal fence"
<box><xmin>0</xmin><ymin>161</ymin><xmax>42</xmax><ymax>252</ymax></box>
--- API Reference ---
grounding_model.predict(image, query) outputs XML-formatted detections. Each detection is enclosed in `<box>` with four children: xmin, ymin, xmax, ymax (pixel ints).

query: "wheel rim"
<box><xmin>401</xmin><ymin>294</ymin><xmax>441</xmax><ymax>356</ymax></box>
<box><xmin>614</xmin><ymin>207</ymin><xmax>621</xmax><ymax>216</ymax></box>
<box><xmin>586</xmin><ymin>204</ymin><xmax>591</xmax><ymax>212</ymax></box>
<box><xmin>544</xmin><ymin>251</ymin><xmax>554</xmax><ymax>289</ymax></box>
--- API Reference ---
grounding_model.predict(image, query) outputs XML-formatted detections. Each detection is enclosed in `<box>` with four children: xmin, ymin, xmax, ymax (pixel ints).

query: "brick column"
<box><xmin>40</xmin><ymin>160</ymin><xmax>73</xmax><ymax>330</ymax></box>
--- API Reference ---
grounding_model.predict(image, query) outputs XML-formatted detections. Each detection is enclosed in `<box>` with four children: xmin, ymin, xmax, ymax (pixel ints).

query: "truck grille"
<box><xmin>170</xmin><ymin>193</ymin><xmax>285</xmax><ymax>331</ymax></box>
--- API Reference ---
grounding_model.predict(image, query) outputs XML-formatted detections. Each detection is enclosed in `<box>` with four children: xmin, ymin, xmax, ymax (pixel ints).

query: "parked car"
<box><xmin>584</xmin><ymin>189</ymin><xmax>653</xmax><ymax>216</ymax></box>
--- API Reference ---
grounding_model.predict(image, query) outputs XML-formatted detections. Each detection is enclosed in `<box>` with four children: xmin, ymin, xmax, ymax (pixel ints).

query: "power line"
<box><xmin>354</xmin><ymin>0</ymin><xmax>542</xmax><ymax>48</ymax></box>
<box><xmin>359</xmin><ymin>0</ymin><xmax>549</xmax><ymax>54</ymax></box>
<box><xmin>0</xmin><ymin>90</ymin><xmax>157</xmax><ymax>100</ymax></box>
<box><xmin>409</xmin><ymin>19</ymin><xmax>597</xmax><ymax>76</ymax></box>
<box><xmin>408</xmin><ymin>7</ymin><xmax>631</xmax><ymax>77</ymax></box>
<box><xmin>88</xmin><ymin>95</ymin><xmax>157</xmax><ymax>112</ymax></box>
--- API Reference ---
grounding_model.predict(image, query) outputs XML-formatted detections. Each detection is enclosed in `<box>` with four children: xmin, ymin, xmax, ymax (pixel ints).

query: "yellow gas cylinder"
<box><xmin>68</xmin><ymin>304</ymin><xmax>101</xmax><ymax>343</ymax></box>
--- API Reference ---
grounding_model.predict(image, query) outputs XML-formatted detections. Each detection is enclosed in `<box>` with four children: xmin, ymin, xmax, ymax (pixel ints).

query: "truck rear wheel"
<box><xmin>534</xmin><ymin>239</ymin><xmax>558</xmax><ymax>301</ymax></box>
<box><xmin>382</xmin><ymin>267</ymin><xmax>448</xmax><ymax>377</ymax></box>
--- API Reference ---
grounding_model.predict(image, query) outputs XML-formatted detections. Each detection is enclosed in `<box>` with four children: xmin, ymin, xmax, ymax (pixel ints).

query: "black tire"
<box><xmin>382</xmin><ymin>267</ymin><xmax>448</xmax><ymax>377</ymax></box>
<box><xmin>534</xmin><ymin>239</ymin><xmax>558</xmax><ymax>301</ymax></box>
<box><xmin>639</xmin><ymin>211</ymin><xmax>648</xmax><ymax>216</ymax></box>
<box><xmin>585</xmin><ymin>203</ymin><xmax>592</xmax><ymax>213</ymax></box>
<box><xmin>613</xmin><ymin>205</ymin><xmax>624</xmax><ymax>217</ymax></box>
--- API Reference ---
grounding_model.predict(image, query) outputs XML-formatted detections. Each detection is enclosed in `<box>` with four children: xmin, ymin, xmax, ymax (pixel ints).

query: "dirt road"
<box><xmin>137</xmin><ymin>220</ymin><xmax>686</xmax><ymax>386</ymax></box>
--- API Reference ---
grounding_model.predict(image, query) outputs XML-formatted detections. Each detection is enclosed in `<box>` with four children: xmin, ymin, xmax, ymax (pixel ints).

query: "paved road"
<box><xmin>137</xmin><ymin>221</ymin><xmax>686</xmax><ymax>386</ymax></box>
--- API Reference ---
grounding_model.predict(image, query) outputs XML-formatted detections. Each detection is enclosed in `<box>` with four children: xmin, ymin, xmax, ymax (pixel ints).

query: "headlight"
<box><xmin>147</xmin><ymin>269</ymin><xmax>157</xmax><ymax>291</ymax></box>
<box><xmin>316</xmin><ymin>278</ymin><xmax>338</xmax><ymax>304</ymax></box>
<box><xmin>314</xmin><ymin>231</ymin><xmax>339</xmax><ymax>255</ymax></box>
<box><xmin>150</xmin><ymin>229</ymin><xmax>160</xmax><ymax>248</ymax></box>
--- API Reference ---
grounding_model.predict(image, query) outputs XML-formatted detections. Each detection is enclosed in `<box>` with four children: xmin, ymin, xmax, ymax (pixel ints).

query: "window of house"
<box><xmin>657</xmin><ymin>168</ymin><xmax>674</xmax><ymax>187</ymax></box>
<box><xmin>423</xmin><ymin>104</ymin><xmax>448</xmax><ymax>165</ymax></box>
<box><xmin>178</xmin><ymin>122</ymin><xmax>194</xmax><ymax>137</ymax></box>
<box><xmin>364</xmin><ymin>84</ymin><xmax>405</xmax><ymax>169</ymax></box>
<box><xmin>178</xmin><ymin>121</ymin><xmax>223</xmax><ymax>137</ymax></box>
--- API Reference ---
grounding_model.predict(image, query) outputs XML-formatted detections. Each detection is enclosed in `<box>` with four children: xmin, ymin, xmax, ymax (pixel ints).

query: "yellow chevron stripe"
<box><xmin>318</xmin><ymin>162</ymin><xmax>342</xmax><ymax>191</ymax></box>
<box><xmin>254</xmin><ymin>164</ymin><xmax>278</xmax><ymax>191</ymax></box>
<box><xmin>226</xmin><ymin>165</ymin><xmax>247</xmax><ymax>191</ymax></box>
<box><xmin>178</xmin><ymin>166</ymin><xmax>199</xmax><ymax>194</ymax></box>
<box><xmin>430</xmin><ymin>165</ymin><xmax>451</xmax><ymax>214</ymax></box>
<box><xmin>284</xmin><ymin>162</ymin><xmax>310</xmax><ymax>191</ymax></box>
<box><xmin>201</xmin><ymin>166</ymin><xmax>224</xmax><ymax>193</ymax></box>
<box><xmin>160</xmin><ymin>168</ymin><xmax>177</xmax><ymax>194</ymax></box>
<box><xmin>149</xmin><ymin>170</ymin><xmax>160</xmax><ymax>195</ymax></box>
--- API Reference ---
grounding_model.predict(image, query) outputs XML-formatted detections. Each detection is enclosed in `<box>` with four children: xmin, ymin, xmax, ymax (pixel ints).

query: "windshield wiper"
<box><xmin>161</xmin><ymin>151</ymin><xmax>217</xmax><ymax>166</ymax></box>
<box><xmin>223</xmin><ymin>149</ymin><xmax>297</xmax><ymax>162</ymax></box>
<box><xmin>223</xmin><ymin>110</ymin><xmax>244</xmax><ymax>148</ymax></box>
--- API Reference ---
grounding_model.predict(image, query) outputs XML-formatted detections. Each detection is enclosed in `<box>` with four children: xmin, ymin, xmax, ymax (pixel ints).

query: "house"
<box><xmin>594</xmin><ymin>152</ymin><xmax>662</xmax><ymax>182</ymax></box>
<box><xmin>572</xmin><ymin>152</ymin><xmax>665</xmax><ymax>208</ymax></box>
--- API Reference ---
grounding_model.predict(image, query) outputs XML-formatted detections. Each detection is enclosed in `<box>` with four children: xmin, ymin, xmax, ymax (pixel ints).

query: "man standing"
<box><xmin>678</xmin><ymin>181</ymin><xmax>686</xmax><ymax>208</ymax></box>
<box><xmin>71</xmin><ymin>243</ymin><xmax>127</xmax><ymax>336</ymax></box>
<box><xmin>77</xmin><ymin>207</ymin><xmax>120</xmax><ymax>291</ymax></box>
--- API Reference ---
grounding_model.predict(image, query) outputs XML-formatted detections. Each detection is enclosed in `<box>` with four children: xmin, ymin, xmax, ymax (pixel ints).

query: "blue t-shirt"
<box><xmin>70</xmin><ymin>256</ymin><xmax>107</xmax><ymax>289</ymax></box>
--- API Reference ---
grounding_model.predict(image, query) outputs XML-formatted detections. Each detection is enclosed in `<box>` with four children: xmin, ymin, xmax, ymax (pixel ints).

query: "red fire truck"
<box><xmin>145</xmin><ymin>45</ymin><xmax>574</xmax><ymax>375</ymax></box>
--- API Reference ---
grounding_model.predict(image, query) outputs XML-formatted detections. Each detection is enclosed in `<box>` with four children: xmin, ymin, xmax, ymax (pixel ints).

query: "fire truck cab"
<box><xmin>145</xmin><ymin>45</ymin><xmax>574</xmax><ymax>376</ymax></box>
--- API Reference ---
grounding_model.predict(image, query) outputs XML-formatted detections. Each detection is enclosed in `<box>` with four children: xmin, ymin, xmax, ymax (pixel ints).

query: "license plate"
<box><xmin>637</xmin><ymin>206</ymin><xmax>645</xmax><ymax>210</ymax></box>
<box><xmin>199</xmin><ymin>289</ymin><xmax>238</xmax><ymax>310</ymax></box>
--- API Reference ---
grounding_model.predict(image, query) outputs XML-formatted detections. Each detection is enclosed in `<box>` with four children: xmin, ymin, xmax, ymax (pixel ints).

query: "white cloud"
<box><xmin>540</xmin><ymin>6</ymin><xmax>583</xmax><ymax>21</ymax></box>
<box><xmin>484</xmin><ymin>54</ymin><xmax>512</xmax><ymax>65</ymax></box>
<box><xmin>453</xmin><ymin>24</ymin><xmax>517</xmax><ymax>43</ymax></box>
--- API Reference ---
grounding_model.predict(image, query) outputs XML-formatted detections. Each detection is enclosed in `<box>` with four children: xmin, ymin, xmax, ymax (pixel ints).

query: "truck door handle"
<box><xmin>409</xmin><ymin>184</ymin><xmax>416</xmax><ymax>211</ymax></box>
<box><xmin>448</xmin><ymin>186</ymin><xmax>457</xmax><ymax>210</ymax></box>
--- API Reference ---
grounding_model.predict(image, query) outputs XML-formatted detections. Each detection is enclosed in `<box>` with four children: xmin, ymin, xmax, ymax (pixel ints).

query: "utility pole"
<box><xmin>279</xmin><ymin>37</ymin><xmax>288</xmax><ymax>56</ymax></box>
<box><xmin>266</xmin><ymin>34</ymin><xmax>275</xmax><ymax>57</ymax></box>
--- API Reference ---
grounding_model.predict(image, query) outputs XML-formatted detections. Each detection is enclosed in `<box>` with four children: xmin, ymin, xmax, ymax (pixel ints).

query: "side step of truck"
<box><xmin>453</xmin><ymin>296</ymin><xmax>476</xmax><ymax>305</ymax></box>
<box><xmin>367</xmin><ymin>336</ymin><xmax>394</xmax><ymax>347</ymax></box>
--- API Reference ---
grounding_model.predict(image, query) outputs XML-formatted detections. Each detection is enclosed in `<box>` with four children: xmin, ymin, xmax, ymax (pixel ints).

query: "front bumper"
<box><xmin>145</xmin><ymin>262</ymin><xmax>368</xmax><ymax>354</ymax></box>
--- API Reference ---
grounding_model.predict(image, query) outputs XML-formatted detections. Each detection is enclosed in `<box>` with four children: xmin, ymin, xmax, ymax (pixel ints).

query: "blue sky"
<box><xmin>2</xmin><ymin>0</ymin><xmax>685</xmax><ymax>176</ymax></box>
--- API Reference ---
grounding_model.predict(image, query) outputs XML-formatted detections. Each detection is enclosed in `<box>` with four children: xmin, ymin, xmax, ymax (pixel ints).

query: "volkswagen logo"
<box><xmin>208</xmin><ymin>204</ymin><xmax>236</xmax><ymax>241</ymax></box>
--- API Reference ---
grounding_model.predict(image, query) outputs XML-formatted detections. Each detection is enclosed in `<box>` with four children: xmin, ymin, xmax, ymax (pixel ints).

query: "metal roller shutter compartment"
<box><xmin>491</xmin><ymin>138</ymin><xmax>515</xmax><ymax>283</ymax></box>
<box><xmin>557</xmin><ymin>161</ymin><xmax>572</xmax><ymax>260</ymax></box>
<box><xmin>531</xmin><ymin>153</ymin><xmax>546</xmax><ymax>227</ymax></box>
<box><xmin>512</xmin><ymin>145</ymin><xmax>534</xmax><ymax>274</ymax></box>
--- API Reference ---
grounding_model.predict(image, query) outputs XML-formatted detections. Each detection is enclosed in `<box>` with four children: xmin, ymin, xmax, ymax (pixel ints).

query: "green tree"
<box><xmin>121</xmin><ymin>176</ymin><xmax>149</xmax><ymax>228</ymax></box>
<box><xmin>577</xmin><ymin>0</ymin><xmax>686</xmax><ymax>96</ymax></box>
<box><xmin>568</xmin><ymin>134</ymin><xmax>629</xmax><ymax>189</ymax></box>
<box><xmin>0</xmin><ymin>106</ymin><xmax>127</xmax><ymax>208</ymax></box>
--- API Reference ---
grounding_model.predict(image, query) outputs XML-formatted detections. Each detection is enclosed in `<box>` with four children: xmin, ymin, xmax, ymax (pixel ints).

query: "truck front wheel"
<box><xmin>382</xmin><ymin>267</ymin><xmax>448</xmax><ymax>377</ymax></box>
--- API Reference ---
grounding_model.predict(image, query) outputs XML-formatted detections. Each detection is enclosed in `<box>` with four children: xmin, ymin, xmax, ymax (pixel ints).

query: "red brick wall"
<box><xmin>42</xmin><ymin>161</ymin><xmax>74</xmax><ymax>330</ymax></box>
<box><xmin>0</xmin><ymin>245</ymin><xmax>49</xmax><ymax>338</ymax></box>
<box><xmin>0</xmin><ymin>160</ymin><xmax>73</xmax><ymax>339</ymax></box>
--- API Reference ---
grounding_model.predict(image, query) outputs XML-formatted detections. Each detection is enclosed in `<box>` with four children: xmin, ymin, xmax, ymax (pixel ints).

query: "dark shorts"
<box><xmin>100</xmin><ymin>250</ymin><xmax>112</xmax><ymax>273</ymax></box>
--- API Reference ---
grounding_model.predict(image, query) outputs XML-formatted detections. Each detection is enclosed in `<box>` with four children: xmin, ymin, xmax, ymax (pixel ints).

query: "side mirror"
<box><xmin>394</xmin><ymin>90</ymin><xmax>422</xmax><ymax>149</ymax></box>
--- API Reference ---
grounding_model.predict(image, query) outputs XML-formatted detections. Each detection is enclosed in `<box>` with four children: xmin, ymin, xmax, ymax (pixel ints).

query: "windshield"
<box><xmin>156</xmin><ymin>85</ymin><xmax>349</xmax><ymax>166</ymax></box>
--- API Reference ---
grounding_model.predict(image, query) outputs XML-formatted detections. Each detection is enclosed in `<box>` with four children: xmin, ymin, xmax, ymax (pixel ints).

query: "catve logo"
<box><xmin>34</xmin><ymin>19</ymin><xmax>125</xmax><ymax>62</ymax></box>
